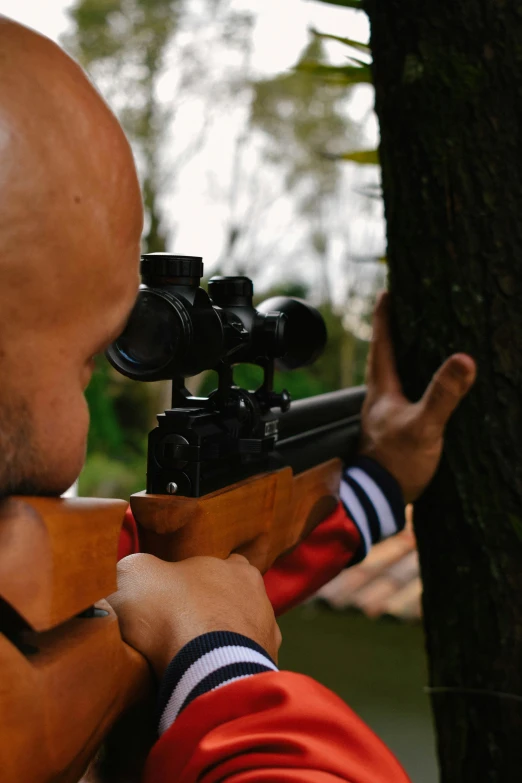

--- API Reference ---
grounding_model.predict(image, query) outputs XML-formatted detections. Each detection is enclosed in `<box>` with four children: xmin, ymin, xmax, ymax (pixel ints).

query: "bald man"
<box><xmin>0</xmin><ymin>15</ymin><xmax>477</xmax><ymax>783</ymax></box>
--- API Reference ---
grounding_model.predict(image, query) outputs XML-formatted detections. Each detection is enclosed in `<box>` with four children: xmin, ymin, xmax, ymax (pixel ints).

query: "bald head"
<box><xmin>0</xmin><ymin>17</ymin><xmax>143</xmax><ymax>496</ymax></box>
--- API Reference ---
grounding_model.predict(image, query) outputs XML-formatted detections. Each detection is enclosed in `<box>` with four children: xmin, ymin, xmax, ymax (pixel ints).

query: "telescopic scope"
<box><xmin>107</xmin><ymin>253</ymin><xmax>327</xmax><ymax>381</ymax></box>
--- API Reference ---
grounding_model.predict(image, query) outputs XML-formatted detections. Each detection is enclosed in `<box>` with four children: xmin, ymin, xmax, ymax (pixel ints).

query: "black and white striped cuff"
<box><xmin>157</xmin><ymin>631</ymin><xmax>278</xmax><ymax>735</ymax></box>
<box><xmin>340</xmin><ymin>456</ymin><xmax>406</xmax><ymax>560</ymax></box>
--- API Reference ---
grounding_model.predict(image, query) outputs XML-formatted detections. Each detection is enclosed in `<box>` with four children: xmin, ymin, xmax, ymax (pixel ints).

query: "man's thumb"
<box><xmin>419</xmin><ymin>353</ymin><xmax>477</xmax><ymax>429</ymax></box>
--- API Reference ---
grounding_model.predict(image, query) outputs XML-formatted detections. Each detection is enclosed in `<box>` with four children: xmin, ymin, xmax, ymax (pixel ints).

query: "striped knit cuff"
<box><xmin>341</xmin><ymin>456</ymin><xmax>406</xmax><ymax>560</ymax></box>
<box><xmin>157</xmin><ymin>631</ymin><xmax>278</xmax><ymax>735</ymax></box>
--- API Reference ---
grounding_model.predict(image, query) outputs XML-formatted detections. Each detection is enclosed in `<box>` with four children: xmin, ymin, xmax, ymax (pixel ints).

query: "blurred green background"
<box><xmin>280</xmin><ymin>606</ymin><xmax>437</xmax><ymax>782</ymax></box>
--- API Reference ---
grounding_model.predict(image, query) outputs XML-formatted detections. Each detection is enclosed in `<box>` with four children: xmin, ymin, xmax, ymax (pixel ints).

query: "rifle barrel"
<box><xmin>276</xmin><ymin>386</ymin><xmax>366</xmax><ymax>474</ymax></box>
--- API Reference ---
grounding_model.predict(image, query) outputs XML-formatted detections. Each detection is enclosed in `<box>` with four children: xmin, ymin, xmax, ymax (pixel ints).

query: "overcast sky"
<box><xmin>0</xmin><ymin>1</ymin><xmax>70</xmax><ymax>39</ymax></box>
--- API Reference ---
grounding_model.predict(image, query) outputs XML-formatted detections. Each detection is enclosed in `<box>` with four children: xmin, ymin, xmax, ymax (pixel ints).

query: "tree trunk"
<box><xmin>366</xmin><ymin>2</ymin><xmax>522</xmax><ymax>780</ymax></box>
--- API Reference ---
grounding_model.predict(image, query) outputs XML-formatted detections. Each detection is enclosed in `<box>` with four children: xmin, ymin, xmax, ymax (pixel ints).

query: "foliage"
<box><xmin>85</xmin><ymin>357</ymin><xmax>159</xmax><ymax>457</ymax></box>
<box><xmin>78</xmin><ymin>452</ymin><xmax>147</xmax><ymax>497</ymax></box>
<box><xmin>84</xmin><ymin>359</ymin><xmax>125</xmax><ymax>456</ymax></box>
<box><xmin>64</xmin><ymin>0</ymin><xmax>256</xmax><ymax>254</ymax></box>
<box><xmin>82</xmin><ymin>357</ymin><xmax>154</xmax><ymax>497</ymax></box>
<box><xmin>250</xmin><ymin>35</ymin><xmax>366</xmax><ymax>304</ymax></box>
<box><xmin>252</xmin><ymin>36</ymin><xmax>361</xmax><ymax>198</ymax></box>
<box><xmin>65</xmin><ymin>0</ymin><xmax>181</xmax><ymax>67</ymax></box>
<box><xmin>308</xmin><ymin>30</ymin><xmax>369</xmax><ymax>54</ymax></box>
<box><xmin>249</xmin><ymin>26</ymin><xmax>379</xmax><ymax>384</ymax></box>
<box><xmin>64</xmin><ymin>0</ymin><xmax>185</xmax><ymax>252</ymax></box>
<box><xmin>341</xmin><ymin>149</ymin><xmax>379</xmax><ymax>164</ymax></box>
<box><xmin>65</xmin><ymin>0</ymin><xmax>242</xmax><ymax>497</ymax></box>
<box><xmin>299</xmin><ymin>25</ymin><xmax>378</xmax><ymax>168</ymax></box>
<box><xmin>295</xmin><ymin>60</ymin><xmax>371</xmax><ymax>87</ymax></box>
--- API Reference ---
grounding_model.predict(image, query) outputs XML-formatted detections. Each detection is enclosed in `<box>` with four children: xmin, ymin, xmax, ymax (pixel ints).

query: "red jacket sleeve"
<box><xmin>264</xmin><ymin>457</ymin><xmax>406</xmax><ymax>616</ymax></box>
<box><xmin>118</xmin><ymin>506</ymin><xmax>141</xmax><ymax>559</ymax></box>
<box><xmin>264</xmin><ymin>501</ymin><xmax>362</xmax><ymax>616</ymax></box>
<box><xmin>144</xmin><ymin>671</ymin><xmax>411</xmax><ymax>783</ymax></box>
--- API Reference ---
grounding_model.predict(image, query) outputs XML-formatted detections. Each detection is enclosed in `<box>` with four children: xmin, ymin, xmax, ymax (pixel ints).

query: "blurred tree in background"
<box><xmin>63</xmin><ymin>0</ymin><xmax>378</xmax><ymax>498</ymax></box>
<box><xmin>65</xmin><ymin>0</ymin><xmax>255</xmax><ymax>251</ymax></box>
<box><xmin>249</xmin><ymin>29</ymin><xmax>377</xmax><ymax>388</ymax></box>
<box><xmin>65</xmin><ymin>0</ymin><xmax>179</xmax><ymax>253</ymax></box>
<box><xmin>230</xmin><ymin>34</ymin><xmax>358</xmax><ymax>298</ymax></box>
<box><xmin>65</xmin><ymin>0</ymin><xmax>183</xmax><ymax>495</ymax></box>
<box><xmin>66</xmin><ymin>0</ymin><xmax>255</xmax><ymax>495</ymax></box>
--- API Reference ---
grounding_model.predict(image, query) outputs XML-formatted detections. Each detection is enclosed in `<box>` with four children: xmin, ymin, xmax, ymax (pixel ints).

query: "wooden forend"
<box><xmin>131</xmin><ymin>459</ymin><xmax>343</xmax><ymax>572</ymax></box>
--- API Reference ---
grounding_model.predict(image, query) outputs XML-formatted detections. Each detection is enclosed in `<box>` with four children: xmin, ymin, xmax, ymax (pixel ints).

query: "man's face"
<box><xmin>0</xmin><ymin>19</ymin><xmax>148</xmax><ymax>498</ymax></box>
<box><xmin>0</xmin><ymin>157</ymin><xmax>143</xmax><ymax>498</ymax></box>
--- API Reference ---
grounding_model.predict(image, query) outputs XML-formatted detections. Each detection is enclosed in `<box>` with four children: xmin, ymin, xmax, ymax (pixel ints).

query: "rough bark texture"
<box><xmin>366</xmin><ymin>2</ymin><xmax>522</xmax><ymax>780</ymax></box>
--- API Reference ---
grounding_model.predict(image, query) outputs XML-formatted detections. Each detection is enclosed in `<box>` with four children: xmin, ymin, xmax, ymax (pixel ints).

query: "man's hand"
<box><xmin>106</xmin><ymin>553</ymin><xmax>281</xmax><ymax>679</ymax></box>
<box><xmin>359</xmin><ymin>292</ymin><xmax>477</xmax><ymax>504</ymax></box>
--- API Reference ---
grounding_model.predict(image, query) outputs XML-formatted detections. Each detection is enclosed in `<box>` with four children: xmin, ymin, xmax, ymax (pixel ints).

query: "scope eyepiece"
<box><xmin>107</xmin><ymin>289</ymin><xmax>192</xmax><ymax>379</ymax></box>
<box><xmin>107</xmin><ymin>253</ymin><xmax>224</xmax><ymax>381</ymax></box>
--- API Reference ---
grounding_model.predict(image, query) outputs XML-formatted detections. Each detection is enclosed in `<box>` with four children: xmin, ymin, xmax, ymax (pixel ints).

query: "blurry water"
<box><xmin>278</xmin><ymin>605</ymin><xmax>438</xmax><ymax>783</ymax></box>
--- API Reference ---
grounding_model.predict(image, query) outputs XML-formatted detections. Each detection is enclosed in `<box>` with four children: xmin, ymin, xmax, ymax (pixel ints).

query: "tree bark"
<box><xmin>366</xmin><ymin>2</ymin><xmax>522</xmax><ymax>780</ymax></box>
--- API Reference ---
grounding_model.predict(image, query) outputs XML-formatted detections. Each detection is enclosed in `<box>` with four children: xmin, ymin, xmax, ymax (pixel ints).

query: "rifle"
<box><xmin>0</xmin><ymin>254</ymin><xmax>366</xmax><ymax>783</ymax></box>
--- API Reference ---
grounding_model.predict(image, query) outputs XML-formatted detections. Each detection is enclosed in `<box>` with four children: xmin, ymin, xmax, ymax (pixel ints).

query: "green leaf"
<box><xmin>296</xmin><ymin>61</ymin><xmax>372</xmax><ymax>86</ymax></box>
<box><xmin>344</xmin><ymin>54</ymin><xmax>371</xmax><ymax>68</ymax></box>
<box><xmin>312</xmin><ymin>0</ymin><xmax>365</xmax><ymax>9</ymax></box>
<box><xmin>310</xmin><ymin>29</ymin><xmax>370</xmax><ymax>55</ymax></box>
<box><xmin>341</xmin><ymin>148</ymin><xmax>379</xmax><ymax>164</ymax></box>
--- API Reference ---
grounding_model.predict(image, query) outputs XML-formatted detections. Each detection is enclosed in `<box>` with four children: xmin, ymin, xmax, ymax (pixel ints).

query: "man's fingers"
<box><xmin>366</xmin><ymin>291</ymin><xmax>402</xmax><ymax>395</ymax></box>
<box><xmin>419</xmin><ymin>353</ymin><xmax>477</xmax><ymax>429</ymax></box>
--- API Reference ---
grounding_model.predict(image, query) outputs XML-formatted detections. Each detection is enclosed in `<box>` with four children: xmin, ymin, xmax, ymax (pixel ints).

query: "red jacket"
<box><xmin>119</xmin><ymin>458</ymin><xmax>411</xmax><ymax>782</ymax></box>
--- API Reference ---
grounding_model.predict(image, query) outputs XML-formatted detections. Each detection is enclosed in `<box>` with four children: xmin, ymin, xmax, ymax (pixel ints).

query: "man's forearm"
<box><xmin>147</xmin><ymin>646</ymin><xmax>411</xmax><ymax>783</ymax></box>
<box><xmin>265</xmin><ymin>456</ymin><xmax>406</xmax><ymax>615</ymax></box>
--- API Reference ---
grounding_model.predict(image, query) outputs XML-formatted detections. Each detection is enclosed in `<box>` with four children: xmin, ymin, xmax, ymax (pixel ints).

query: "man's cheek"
<box><xmin>38</xmin><ymin>389</ymin><xmax>90</xmax><ymax>483</ymax></box>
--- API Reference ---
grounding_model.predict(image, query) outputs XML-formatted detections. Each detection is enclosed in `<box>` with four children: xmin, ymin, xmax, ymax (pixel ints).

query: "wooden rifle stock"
<box><xmin>0</xmin><ymin>387</ymin><xmax>365</xmax><ymax>783</ymax></box>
